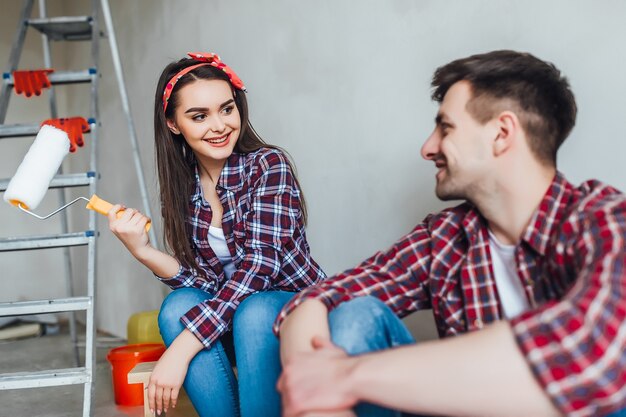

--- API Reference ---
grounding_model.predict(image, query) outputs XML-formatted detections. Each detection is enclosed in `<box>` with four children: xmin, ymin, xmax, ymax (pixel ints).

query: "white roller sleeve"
<box><xmin>3</xmin><ymin>124</ymin><xmax>70</xmax><ymax>210</ymax></box>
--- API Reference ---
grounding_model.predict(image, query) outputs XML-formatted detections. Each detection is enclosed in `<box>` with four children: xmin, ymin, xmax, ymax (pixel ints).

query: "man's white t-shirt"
<box><xmin>488</xmin><ymin>230</ymin><xmax>530</xmax><ymax>319</ymax></box>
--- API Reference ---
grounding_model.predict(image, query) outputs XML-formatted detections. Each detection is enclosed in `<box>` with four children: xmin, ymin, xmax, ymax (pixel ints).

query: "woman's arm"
<box><xmin>147</xmin><ymin>329</ymin><xmax>203</xmax><ymax>415</ymax></box>
<box><xmin>107</xmin><ymin>204</ymin><xmax>180</xmax><ymax>277</ymax></box>
<box><xmin>108</xmin><ymin>205</ymin><xmax>205</xmax><ymax>414</ymax></box>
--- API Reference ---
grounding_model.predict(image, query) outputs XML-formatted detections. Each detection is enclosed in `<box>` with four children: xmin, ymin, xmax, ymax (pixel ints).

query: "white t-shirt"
<box><xmin>488</xmin><ymin>230</ymin><xmax>530</xmax><ymax>319</ymax></box>
<box><xmin>208</xmin><ymin>226</ymin><xmax>236</xmax><ymax>280</ymax></box>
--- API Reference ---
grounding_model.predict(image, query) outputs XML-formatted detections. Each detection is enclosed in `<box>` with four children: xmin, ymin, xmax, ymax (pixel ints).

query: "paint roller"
<box><xmin>3</xmin><ymin>124</ymin><xmax>151</xmax><ymax>231</ymax></box>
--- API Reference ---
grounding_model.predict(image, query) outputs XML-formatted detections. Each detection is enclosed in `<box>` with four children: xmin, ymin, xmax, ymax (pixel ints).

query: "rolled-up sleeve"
<box><xmin>274</xmin><ymin>221</ymin><xmax>434</xmax><ymax>336</ymax></box>
<box><xmin>155</xmin><ymin>264</ymin><xmax>196</xmax><ymax>289</ymax></box>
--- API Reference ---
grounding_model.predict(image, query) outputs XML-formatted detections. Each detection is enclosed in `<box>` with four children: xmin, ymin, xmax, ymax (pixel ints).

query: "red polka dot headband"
<box><xmin>162</xmin><ymin>52</ymin><xmax>246</xmax><ymax>113</ymax></box>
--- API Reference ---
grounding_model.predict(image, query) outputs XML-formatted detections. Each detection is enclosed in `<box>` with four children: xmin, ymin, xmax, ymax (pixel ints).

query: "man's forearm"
<box><xmin>347</xmin><ymin>321</ymin><xmax>561</xmax><ymax>417</ymax></box>
<box><xmin>280</xmin><ymin>299</ymin><xmax>331</xmax><ymax>363</ymax></box>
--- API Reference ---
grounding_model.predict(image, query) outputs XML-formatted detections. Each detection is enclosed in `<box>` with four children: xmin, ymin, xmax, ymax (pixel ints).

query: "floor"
<box><xmin>0</xmin><ymin>325</ymin><xmax>198</xmax><ymax>417</ymax></box>
<box><xmin>0</xmin><ymin>311</ymin><xmax>438</xmax><ymax>416</ymax></box>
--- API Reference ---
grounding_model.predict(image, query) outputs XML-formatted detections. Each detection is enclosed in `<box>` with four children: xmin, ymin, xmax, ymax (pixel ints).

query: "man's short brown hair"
<box><xmin>431</xmin><ymin>50</ymin><xmax>577</xmax><ymax>165</ymax></box>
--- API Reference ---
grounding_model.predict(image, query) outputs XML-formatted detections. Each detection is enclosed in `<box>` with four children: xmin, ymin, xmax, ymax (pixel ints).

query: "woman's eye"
<box><xmin>192</xmin><ymin>114</ymin><xmax>207</xmax><ymax>122</ymax></box>
<box><xmin>222</xmin><ymin>106</ymin><xmax>234</xmax><ymax>115</ymax></box>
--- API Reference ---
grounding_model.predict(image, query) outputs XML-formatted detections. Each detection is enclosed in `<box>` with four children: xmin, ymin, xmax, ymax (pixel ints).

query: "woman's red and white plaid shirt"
<box><xmin>158</xmin><ymin>148</ymin><xmax>325</xmax><ymax>350</ymax></box>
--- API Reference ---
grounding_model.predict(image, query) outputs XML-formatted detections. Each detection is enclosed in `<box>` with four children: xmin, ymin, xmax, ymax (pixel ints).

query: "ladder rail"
<box><xmin>82</xmin><ymin>1</ymin><xmax>101</xmax><ymax>415</ymax></box>
<box><xmin>0</xmin><ymin>172</ymin><xmax>96</xmax><ymax>191</ymax></box>
<box><xmin>0</xmin><ymin>0</ymin><xmax>34</xmax><ymax>123</ymax></box>
<box><xmin>0</xmin><ymin>368</ymin><xmax>90</xmax><ymax>390</ymax></box>
<box><xmin>0</xmin><ymin>297</ymin><xmax>91</xmax><ymax>316</ymax></box>
<box><xmin>4</xmin><ymin>70</ymin><xmax>95</xmax><ymax>86</ymax></box>
<box><xmin>37</xmin><ymin>0</ymin><xmax>81</xmax><ymax>369</ymax></box>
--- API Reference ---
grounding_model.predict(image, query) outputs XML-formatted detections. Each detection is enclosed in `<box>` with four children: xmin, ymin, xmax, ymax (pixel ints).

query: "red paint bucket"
<box><xmin>107</xmin><ymin>343</ymin><xmax>166</xmax><ymax>406</ymax></box>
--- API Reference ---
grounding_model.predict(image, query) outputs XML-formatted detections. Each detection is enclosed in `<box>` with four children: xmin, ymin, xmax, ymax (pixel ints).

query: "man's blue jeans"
<box><xmin>328</xmin><ymin>296</ymin><xmax>417</xmax><ymax>417</ymax></box>
<box><xmin>158</xmin><ymin>288</ymin><xmax>295</xmax><ymax>417</ymax></box>
<box><xmin>327</xmin><ymin>296</ymin><xmax>626</xmax><ymax>417</ymax></box>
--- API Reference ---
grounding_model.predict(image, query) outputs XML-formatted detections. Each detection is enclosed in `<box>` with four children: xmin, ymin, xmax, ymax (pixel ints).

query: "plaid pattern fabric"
<box><xmin>158</xmin><ymin>148</ymin><xmax>325</xmax><ymax>349</ymax></box>
<box><xmin>275</xmin><ymin>172</ymin><xmax>626</xmax><ymax>417</ymax></box>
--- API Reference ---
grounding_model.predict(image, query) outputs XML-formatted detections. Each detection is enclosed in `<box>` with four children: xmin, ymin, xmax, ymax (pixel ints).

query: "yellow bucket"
<box><xmin>127</xmin><ymin>310</ymin><xmax>163</xmax><ymax>345</ymax></box>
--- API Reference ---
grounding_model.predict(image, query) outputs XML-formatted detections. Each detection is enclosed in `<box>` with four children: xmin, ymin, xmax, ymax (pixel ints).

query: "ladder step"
<box><xmin>0</xmin><ymin>172</ymin><xmax>96</xmax><ymax>192</ymax></box>
<box><xmin>0</xmin><ymin>123</ymin><xmax>38</xmax><ymax>138</ymax></box>
<box><xmin>0</xmin><ymin>297</ymin><xmax>91</xmax><ymax>316</ymax></box>
<box><xmin>0</xmin><ymin>367</ymin><xmax>89</xmax><ymax>389</ymax></box>
<box><xmin>0</xmin><ymin>231</ymin><xmax>93</xmax><ymax>251</ymax></box>
<box><xmin>0</xmin><ymin>119</ymin><xmax>95</xmax><ymax>139</ymax></box>
<box><xmin>27</xmin><ymin>16</ymin><xmax>93</xmax><ymax>41</ymax></box>
<box><xmin>3</xmin><ymin>69</ymin><xmax>96</xmax><ymax>86</ymax></box>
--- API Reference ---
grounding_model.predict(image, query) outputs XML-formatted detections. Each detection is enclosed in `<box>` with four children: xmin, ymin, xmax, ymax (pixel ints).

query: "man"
<box><xmin>274</xmin><ymin>50</ymin><xmax>626</xmax><ymax>417</ymax></box>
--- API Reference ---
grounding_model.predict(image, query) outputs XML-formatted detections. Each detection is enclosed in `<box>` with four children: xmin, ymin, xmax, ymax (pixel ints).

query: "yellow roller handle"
<box><xmin>85</xmin><ymin>194</ymin><xmax>151</xmax><ymax>232</ymax></box>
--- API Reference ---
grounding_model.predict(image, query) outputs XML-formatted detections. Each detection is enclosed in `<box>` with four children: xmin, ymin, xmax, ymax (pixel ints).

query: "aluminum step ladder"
<box><xmin>0</xmin><ymin>1</ymin><xmax>156</xmax><ymax>416</ymax></box>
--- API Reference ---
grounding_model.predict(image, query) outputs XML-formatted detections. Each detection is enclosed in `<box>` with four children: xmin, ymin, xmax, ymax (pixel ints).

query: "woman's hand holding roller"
<box><xmin>107</xmin><ymin>205</ymin><xmax>182</xmax><ymax>278</ymax></box>
<box><xmin>107</xmin><ymin>204</ymin><xmax>151</xmax><ymax>259</ymax></box>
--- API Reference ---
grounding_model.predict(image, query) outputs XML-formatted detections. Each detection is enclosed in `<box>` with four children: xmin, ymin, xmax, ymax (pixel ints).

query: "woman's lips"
<box><xmin>204</xmin><ymin>132</ymin><xmax>230</xmax><ymax>147</ymax></box>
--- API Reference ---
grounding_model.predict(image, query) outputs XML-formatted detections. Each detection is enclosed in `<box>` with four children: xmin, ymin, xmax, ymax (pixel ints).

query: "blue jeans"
<box><xmin>328</xmin><ymin>296</ymin><xmax>417</xmax><ymax>417</ymax></box>
<box><xmin>158</xmin><ymin>288</ymin><xmax>295</xmax><ymax>417</ymax></box>
<box><xmin>329</xmin><ymin>296</ymin><xmax>626</xmax><ymax>417</ymax></box>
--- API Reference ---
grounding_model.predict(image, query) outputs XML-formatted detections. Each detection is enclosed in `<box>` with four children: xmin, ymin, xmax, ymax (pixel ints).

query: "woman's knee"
<box><xmin>234</xmin><ymin>291</ymin><xmax>294</xmax><ymax>333</ymax></box>
<box><xmin>158</xmin><ymin>288</ymin><xmax>209</xmax><ymax>339</ymax></box>
<box><xmin>328</xmin><ymin>296</ymin><xmax>395</xmax><ymax>355</ymax></box>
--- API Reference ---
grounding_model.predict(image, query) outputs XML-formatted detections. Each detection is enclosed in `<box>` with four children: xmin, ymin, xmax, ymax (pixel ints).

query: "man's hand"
<box><xmin>278</xmin><ymin>336</ymin><xmax>359</xmax><ymax>417</ymax></box>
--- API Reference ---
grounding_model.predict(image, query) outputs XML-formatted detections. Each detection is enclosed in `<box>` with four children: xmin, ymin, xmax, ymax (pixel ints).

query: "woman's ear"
<box><xmin>166</xmin><ymin>119</ymin><xmax>181</xmax><ymax>135</ymax></box>
<box><xmin>493</xmin><ymin>111</ymin><xmax>518</xmax><ymax>157</ymax></box>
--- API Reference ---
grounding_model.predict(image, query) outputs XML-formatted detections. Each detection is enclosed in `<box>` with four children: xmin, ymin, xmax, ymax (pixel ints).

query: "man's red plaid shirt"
<box><xmin>275</xmin><ymin>172</ymin><xmax>626</xmax><ymax>417</ymax></box>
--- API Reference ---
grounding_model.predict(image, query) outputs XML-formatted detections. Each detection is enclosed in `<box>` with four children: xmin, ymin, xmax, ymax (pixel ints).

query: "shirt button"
<box><xmin>474</xmin><ymin>319</ymin><xmax>483</xmax><ymax>329</ymax></box>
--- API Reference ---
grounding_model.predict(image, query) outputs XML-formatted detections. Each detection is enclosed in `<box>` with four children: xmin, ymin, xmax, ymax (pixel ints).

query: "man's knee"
<box><xmin>329</xmin><ymin>296</ymin><xmax>393</xmax><ymax>355</ymax></box>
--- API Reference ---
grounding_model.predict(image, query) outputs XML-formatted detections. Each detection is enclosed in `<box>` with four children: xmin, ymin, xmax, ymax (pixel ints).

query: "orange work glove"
<box><xmin>13</xmin><ymin>69</ymin><xmax>54</xmax><ymax>97</ymax></box>
<box><xmin>41</xmin><ymin>117</ymin><xmax>91</xmax><ymax>153</ymax></box>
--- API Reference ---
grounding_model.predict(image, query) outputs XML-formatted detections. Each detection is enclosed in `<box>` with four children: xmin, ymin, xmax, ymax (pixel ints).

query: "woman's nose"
<box><xmin>209</xmin><ymin>114</ymin><xmax>226</xmax><ymax>133</ymax></box>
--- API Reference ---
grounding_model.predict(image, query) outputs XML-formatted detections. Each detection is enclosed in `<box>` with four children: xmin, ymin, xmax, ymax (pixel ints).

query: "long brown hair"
<box><xmin>154</xmin><ymin>58</ymin><xmax>307</xmax><ymax>274</ymax></box>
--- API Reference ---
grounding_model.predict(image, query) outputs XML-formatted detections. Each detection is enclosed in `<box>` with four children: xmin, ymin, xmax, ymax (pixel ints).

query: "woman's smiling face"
<box><xmin>167</xmin><ymin>78</ymin><xmax>241</xmax><ymax>167</ymax></box>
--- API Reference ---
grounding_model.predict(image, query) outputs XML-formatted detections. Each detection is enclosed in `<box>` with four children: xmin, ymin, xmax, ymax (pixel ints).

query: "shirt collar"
<box><xmin>458</xmin><ymin>171</ymin><xmax>573</xmax><ymax>255</ymax></box>
<box><xmin>461</xmin><ymin>202</ymin><xmax>488</xmax><ymax>243</ymax></box>
<box><xmin>190</xmin><ymin>152</ymin><xmax>247</xmax><ymax>204</ymax></box>
<box><xmin>521</xmin><ymin>171</ymin><xmax>573</xmax><ymax>255</ymax></box>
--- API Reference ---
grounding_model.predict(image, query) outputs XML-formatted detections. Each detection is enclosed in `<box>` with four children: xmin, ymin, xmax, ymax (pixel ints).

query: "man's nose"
<box><xmin>421</xmin><ymin>130</ymin><xmax>440</xmax><ymax>161</ymax></box>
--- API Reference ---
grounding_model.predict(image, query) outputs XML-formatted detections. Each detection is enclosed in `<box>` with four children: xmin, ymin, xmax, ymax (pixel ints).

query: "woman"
<box><xmin>108</xmin><ymin>52</ymin><xmax>325</xmax><ymax>417</ymax></box>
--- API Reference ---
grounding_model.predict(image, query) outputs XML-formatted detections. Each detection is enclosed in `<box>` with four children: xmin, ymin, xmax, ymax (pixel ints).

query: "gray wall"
<box><xmin>2</xmin><ymin>0</ymin><xmax>625</xmax><ymax>339</ymax></box>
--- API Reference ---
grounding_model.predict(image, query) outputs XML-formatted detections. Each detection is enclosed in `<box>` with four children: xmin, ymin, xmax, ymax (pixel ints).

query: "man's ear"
<box><xmin>493</xmin><ymin>111</ymin><xmax>518</xmax><ymax>157</ymax></box>
<box><xmin>166</xmin><ymin>119</ymin><xmax>181</xmax><ymax>135</ymax></box>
